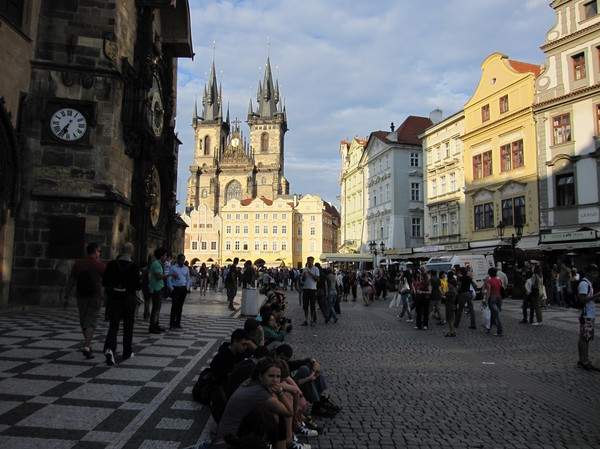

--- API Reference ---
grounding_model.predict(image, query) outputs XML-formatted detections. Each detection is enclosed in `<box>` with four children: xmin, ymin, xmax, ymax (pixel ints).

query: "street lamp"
<box><xmin>369</xmin><ymin>241</ymin><xmax>386</xmax><ymax>267</ymax></box>
<box><xmin>496</xmin><ymin>219</ymin><xmax>523</xmax><ymax>281</ymax></box>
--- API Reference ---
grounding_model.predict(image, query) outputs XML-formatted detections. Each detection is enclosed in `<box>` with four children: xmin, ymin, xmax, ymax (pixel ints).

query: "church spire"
<box><xmin>256</xmin><ymin>57</ymin><xmax>278</xmax><ymax>117</ymax></box>
<box><xmin>201</xmin><ymin>60</ymin><xmax>222</xmax><ymax>122</ymax></box>
<box><xmin>192</xmin><ymin>95</ymin><xmax>198</xmax><ymax>128</ymax></box>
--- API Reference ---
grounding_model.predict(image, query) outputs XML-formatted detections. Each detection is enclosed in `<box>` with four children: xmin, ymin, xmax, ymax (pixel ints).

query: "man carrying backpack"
<box><xmin>577</xmin><ymin>264</ymin><xmax>600</xmax><ymax>371</ymax></box>
<box><xmin>102</xmin><ymin>242</ymin><xmax>141</xmax><ymax>366</ymax></box>
<box><xmin>64</xmin><ymin>242</ymin><xmax>106</xmax><ymax>360</ymax></box>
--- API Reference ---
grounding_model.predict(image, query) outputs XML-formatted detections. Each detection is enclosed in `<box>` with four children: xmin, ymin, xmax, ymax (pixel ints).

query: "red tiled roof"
<box><xmin>239</xmin><ymin>196</ymin><xmax>273</xmax><ymax>206</ymax></box>
<box><xmin>395</xmin><ymin>116</ymin><xmax>433</xmax><ymax>145</ymax></box>
<box><xmin>508</xmin><ymin>60</ymin><xmax>541</xmax><ymax>77</ymax></box>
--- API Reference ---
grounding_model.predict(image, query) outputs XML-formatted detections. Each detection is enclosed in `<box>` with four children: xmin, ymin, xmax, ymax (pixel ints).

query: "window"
<box><xmin>226</xmin><ymin>214</ymin><xmax>231</xmax><ymax>219</ymax></box>
<box><xmin>386</xmin><ymin>184</ymin><xmax>390</xmax><ymax>201</ymax></box>
<box><xmin>501</xmin><ymin>198</ymin><xmax>513</xmax><ymax>225</ymax></box>
<box><xmin>261</xmin><ymin>132</ymin><xmax>269</xmax><ymax>151</ymax></box>
<box><xmin>254</xmin><ymin>240</ymin><xmax>260</xmax><ymax>251</ymax></box>
<box><xmin>585</xmin><ymin>0</ymin><xmax>598</xmax><ymax>18</ymax></box>
<box><xmin>450</xmin><ymin>172</ymin><xmax>456</xmax><ymax>191</ymax></box>
<box><xmin>450</xmin><ymin>212</ymin><xmax>458</xmax><ymax>235</ymax></box>
<box><xmin>431</xmin><ymin>179</ymin><xmax>437</xmax><ymax>197</ymax></box>
<box><xmin>201</xmin><ymin>189</ymin><xmax>207</xmax><ymax>198</ymax></box>
<box><xmin>273</xmin><ymin>213</ymin><xmax>278</xmax><ymax>219</ymax></box>
<box><xmin>311</xmin><ymin>215</ymin><xmax>316</xmax><ymax>221</ymax></box>
<box><xmin>234</xmin><ymin>241</ymin><xmax>240</xmax><ymax>251</ymax></box>
<box><xmin>235</xmin><ymin>225</ymin><xmax>240</xmax><ymax>234</ymax></box>
<box><xmin>501</xmin><ymin>140</ymin><xmax>524</xmax><ymax>171</ymax></box>
<box><xmin>556</xmin><ymin>173</ymin><xmax>576</xmax><ymax>206</ymax></box>
<box><xmin>226</xmin><ymin>241</ymin><xmax>231</xmax><ymax>251</ymax></box>
<box><xmin>499</xmin><ymin>95</ymin><xmax>509</xmax><ymax>113</ymax></box>
<box><xmin>410</xmin><ymin>153</ymin><xmax>420</xmax><ymax>167</ymax></box>
<box><xmin>192</xmin><ymin>241</ymin><xmax>198</xmax><ymax>251</ymax></box>
<box><xmin>373</xmin><ymin>192</ymin><xmax>377</xmax><ymax>206</ymax></box>
<box><xmin>453</xmin><ymin>140</ymin><xmax>461</xmax><ymax>155</ymax></box>
<box><xmin>243</xmin><ymin>225</ymin><xmax>248</xmax><ymax>234</ymax></box>
<box><xmin>481</xmin><ymin>104</ymin><xmax>490</xmax><ymax>122</ymax></box>
<box><xmin>483</xmin><ymin>151</ymin><xmax>493</xmax><ymax>177</ymax></box>
<box><xmin>204</xmin><ymin>136</ymin><xmax>211</xmax><ymax>156</ymax></box>
<box><xmin>243</xmin><ymin>241</ymin><xmax>248</xmax><ymax>251</ymax></box>
<box><xmin>310</xmin><ymin>242</ymin><xmax>316</xmax><ymax>252</ymax></box>
<box><xmin>255</xmin><ymin>213</ymin><xmax>260</xmax><ymax>220</ymax></box>
<box><xmin>263</xmin><ymin>225</ymin><xmax>268</xmax><ymax>234</ymax></box>
<box><xmin>226</xmin><ymin>225</ymin><xmax>232</xmax><ymax>234</ymax></box>
<box><xmin>445</xmin><ymin>142</ymin><xmax>450</xmax><ymax>158</ymax></box>
<box><xmin>282</xmin><ymin>241</ymin><xmax>287</xmax><ymax>251</ymax></box>
<box><xmin>282</xmin><ymin>225</ymin><xmax>287</xmax><ymax>234</ymax></box>
<box><xmin>596</xmin><ymin>104</ymin><xmax>600</xmax><ymax>135</ymax></box>
<box><xmin>273</xmin><ymin>225</ymin><xmax>278</xmax><ymax>234</ymax></box>
<box><xmin>474</xmin><ymin>202</ymin><xmax>494</xmax><ymax>230</ymax></box>
<box><xmin>201</xmin><ymin>241</ymin><xmax>207</xmax><ymax>251</ymax></box>
<box><xmin>411</xmin><ymin>183</ymin><xmax>421</xmax><ymax>201</ymax></box>
<box><xmin>431</xmin><ymin>216</ymin><xmax>439</xmax><ymax>237</ymax></box>
<box><xmin>441</xmin><ymin>214</ymin><xmax>448</xmax><ymax>236</ymax></box>
<box><xmin>263</xmin><ymin>241</ymin><xmax>269</xmax><ymax>251</ymax></box>
<box><xmin>440</xmin><ymin>176</ymin><xmax>446</xmax><ymax>194</ymax></box>
<box><xmin>411</xmin><ymin>218</ymin><xmax>422</xmax><ymax>237</ymax></box>
<box><xmin>298</xmin><ymin>228</ymin><xmax>302</xmax><ymax>235</ymax></box>
<box><xmin>282</xmin><ymin>213</ymin><xmax>287</xmax><ymax>219</ymax></box>
<box><xmin>573</xmin><ymin>53</ymin><xmax>586</xmax><ymax>80</ymax></box>
<box><xmin>211</xmin><ymin>241</ymin><xmax>217</xmax><ymax>251</ymax></box>
<box><xmin>255</xmin><ymin>225</ymin><xmax>260</xmax><ymax>233</ymax></box>
<box><xmin>272</xmin><ymin>241</ymin><xmax>278</xmax><ymax>251</ymax></box>
<box><xmin>553</xmin><ymin>114</ymin><xmax>571</xmax><ymax>145</ymax></box>
<box><xmin>436</xmin><ymin>146</ymin><xmax>441</xmax><ymax>161</ymax></box>
<box><xmin>473</xmin><ymin>154</ymin><xmax>482</xmax><ymax>180</ymax></box>
<box><xmin>310</xmin><ymin>227</ymin><xmax>316</xmax><ymax>236</ymax></box>
<box><xmin>235</xmin><ymin>213</ymin><xmax>241</xmax><ymax>220</ymax></box>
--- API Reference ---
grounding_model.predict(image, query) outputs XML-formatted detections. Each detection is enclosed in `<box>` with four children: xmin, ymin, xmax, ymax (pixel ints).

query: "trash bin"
<box><xmin>241</xmin><ymin>288</ymin><xmax>262</xmax><ymax>316</ymax></box>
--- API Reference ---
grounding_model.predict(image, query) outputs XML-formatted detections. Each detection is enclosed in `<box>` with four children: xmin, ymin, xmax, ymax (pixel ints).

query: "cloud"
<box><xmin>175</xmin><ymin>0</ymin><xmax>556</xmax><ymax>210</ymax></box>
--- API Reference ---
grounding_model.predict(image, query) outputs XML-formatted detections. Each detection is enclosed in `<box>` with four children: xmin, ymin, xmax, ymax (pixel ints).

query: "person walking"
<box><xmin>102</xmin><ymin>242</ymin><xmax>141</xmax><ymax>365</ymax></box>
<box><xmin>414</xmin><ymin>272</ymin><xmax>432</xmax><ymax>330</ymax></box>
<box><xmin>148</xmin><ymin>247</ymin><xmax>177</xmax><ymax>334</ymax></box>
<box><xmin>324</xmin><ymin>268</ymin><xmax>338</xmax><ymax>324</ymax></box>
<box><xmin>455</xmin><ymin>266</ymin><xmax>477</xmax><ymax>330</ymax></box>
<box><xmin>529</xmin><ymin>265</ymin><xmax>544</xmax><ymax>326</ymax></box>
<box><xmin>576</xmin><ymin>264</ymin><xmax>600</xmax><ymax>370</ymax></box>
<box><xmin>225</xmin><ymin>257</ymin><xmax>239</xmax><ymax>311</ymax></box>
<box><xmin>169</xmin><ymin>254</ymin><xmax>191</xmax><ymax>329</ymax></box>
<box><xmin>64</xmin><ymin>242</ymin><xmax>106</xmax><ymax>359</ymax></box>
<box><xmin>483</xmin><ymin>267</ymin><xmax>504</xmax><ymax>336</ymax></box>
<box><xmin>397</xmin><ymin>270</ymin><xmax>414</xmax><ymax>322</ymax></box>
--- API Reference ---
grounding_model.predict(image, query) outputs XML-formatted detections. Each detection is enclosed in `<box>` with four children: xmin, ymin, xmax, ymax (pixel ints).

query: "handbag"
<box><xmin>481</xmin><ymin>303</ymin><xmax>491</xmax><ymax>330</ymax></box>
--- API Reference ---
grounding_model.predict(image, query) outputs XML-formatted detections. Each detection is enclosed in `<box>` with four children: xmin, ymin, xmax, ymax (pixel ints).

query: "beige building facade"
<box><xmin>339</xmin><ymin>137</ymin><xmax>367</xmax><ymax>253</ymax></box>
<box><xmin>534</xmin><ymin>0</ymin><xmax>600</xmax><ymax>260</ymax></box>
<box><xmin>181</xmin><ymin>204</ymin><xmax>221</xmax><ymax>266</ymax></box>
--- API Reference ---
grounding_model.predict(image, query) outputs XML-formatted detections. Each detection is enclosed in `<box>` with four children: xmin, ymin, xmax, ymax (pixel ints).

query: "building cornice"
<box><xmin>534</xmin><ymin>83</ymin><xmax>600</xmax><ymax>110</ymax></box>
<box><xmin>540</xmin><ymin>20</ymin><xmax>600</xmax><ymax>52</ymax></box>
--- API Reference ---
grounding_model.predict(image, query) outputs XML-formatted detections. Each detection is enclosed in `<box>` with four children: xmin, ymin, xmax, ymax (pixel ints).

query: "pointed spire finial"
<box><xmin>212</xmin><ymin>40</ymin><xmax>216</xmax><ymax>63</ymax></box>
<box><xmin>267</xmin><ymin>36</ymin><xmax>270</xmax><ymax>57</ymax></box>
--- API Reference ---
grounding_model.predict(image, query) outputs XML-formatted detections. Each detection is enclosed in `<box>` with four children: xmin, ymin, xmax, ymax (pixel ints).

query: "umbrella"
<box><xmin>207</xmin><ymin>258</ymin><xmax>214</xmax><ymax>262</ymax></box>
<box><xmin>225</xmin><ymin>258</ymin><xmax>232</xmax><ymax>262</ymax></box>
<box><xmin>254</xmin><ymin>258</ymin><xmax>266</xmax><ymax>267</ymax></box>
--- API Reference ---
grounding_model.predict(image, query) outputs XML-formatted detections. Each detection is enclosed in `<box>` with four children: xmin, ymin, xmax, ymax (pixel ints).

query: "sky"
<box><xmin>174</xmin><ymin>0</ymin><xmax>556</xmax><ymax>212</ymax></box>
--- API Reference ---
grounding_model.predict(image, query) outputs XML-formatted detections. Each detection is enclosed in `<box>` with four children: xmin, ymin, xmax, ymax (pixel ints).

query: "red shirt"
<box><xmin>70</xmin><ymin>255</ymin><xmax>106</xmax><ymax>298</ymax></box>
<box><xmin>485</xmin><ymin>277</ymin><xmax>502</xmax><ymax>298</ymax></box>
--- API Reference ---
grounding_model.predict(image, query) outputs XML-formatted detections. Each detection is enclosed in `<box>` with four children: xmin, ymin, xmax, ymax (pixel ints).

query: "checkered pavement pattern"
<box><xmin>0</xmin><ymin>306</ymin><xmax>241</xmax><ymax>449</ymax></box>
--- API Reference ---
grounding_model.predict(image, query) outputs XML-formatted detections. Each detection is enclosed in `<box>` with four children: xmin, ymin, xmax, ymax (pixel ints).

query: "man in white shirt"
<box><xmin>169</xmin><ymin>254</ymin><xmax>190</xmax><ymax>329</ymax></box>
<box><xmin>577</xmin><ymin>264</ymin><xmax>600</xmax><ymax>370</ymax></box>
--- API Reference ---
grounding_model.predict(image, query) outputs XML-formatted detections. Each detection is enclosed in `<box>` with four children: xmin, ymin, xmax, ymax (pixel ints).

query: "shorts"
<box><xmin>302</xmin><ymin>289</ymin><xmax>317</xmax><ymax>311</ymax></box>
<box><xmin>77</xmin><ymin>296</ymin><xmax>101</xmax><ymax>330</ymax></box>
<box><xmin>579</xmin><ymin>316</ymin><xmax>595</xmax><ymax>342</ymax></box>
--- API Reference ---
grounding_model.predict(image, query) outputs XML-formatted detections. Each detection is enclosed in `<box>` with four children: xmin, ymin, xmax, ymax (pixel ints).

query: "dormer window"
<box><xmin>584</xmin><ymin>1</ymin><xmax>598</xmax><ymax>19</ymax></box>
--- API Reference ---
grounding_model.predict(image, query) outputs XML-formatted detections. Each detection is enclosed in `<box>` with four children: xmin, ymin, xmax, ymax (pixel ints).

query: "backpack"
<box><xmin>107</xmin><ymin>261</ymin><xmax>131</xmax><ymax>299</ymax></box>
<box><xmin>76</xmin><ymin>270</ymin><xmax>95</xmax><ymax>297</ymax></box>
<box><xmin>192</xmin><ymin>367</ymin><xmax>219</xmax><ymax>404</ymax></box>
<box><xmin>568</xmin><ymin>279</ymin><xmax>591</xmax><ymax>310</ymax></box>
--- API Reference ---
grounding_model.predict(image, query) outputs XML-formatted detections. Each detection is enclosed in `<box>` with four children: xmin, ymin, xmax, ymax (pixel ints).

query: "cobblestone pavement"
<box><xmin>0</xmin><ymin>289</ymin><xmax>599</xmax><ymax>449</ymax></box>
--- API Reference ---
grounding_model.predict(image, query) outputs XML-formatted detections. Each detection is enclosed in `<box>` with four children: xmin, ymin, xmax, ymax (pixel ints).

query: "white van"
<box><xmin>425</xmin><ymin>254</ymin><xmax>494</xmax><ymax>289</ymax></box>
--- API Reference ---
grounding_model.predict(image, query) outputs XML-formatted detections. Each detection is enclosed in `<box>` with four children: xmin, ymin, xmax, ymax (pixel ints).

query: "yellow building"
<box><xmin>339</xmin><ymin>137</ymin><xmax>367</xmax><ymax>253</ymax></box>
<box><xmin>181</xmin><ymin>204</ymin><xmax>221</xmax><ymax>266</ymax></box>
<box><xmin>462</xmin><ymin>53</ymin><xmax>541</xmax><ymax>257</ymax></box>
<box><xmin>220</xmin><ymin>196</ymin><xmax>295</xmax><ymax>267</ymax></box>
<box><xmin>296</xmin><ymin>195</ymin><xmax>340</xmax><ymax>268</ymax></box>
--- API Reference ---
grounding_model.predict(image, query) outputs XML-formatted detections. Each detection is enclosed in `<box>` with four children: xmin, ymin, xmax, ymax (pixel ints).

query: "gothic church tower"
<box><xmin>187</xmin><ymin>56</ymin><xmax>288</xmax><ymax>215</ymax></box>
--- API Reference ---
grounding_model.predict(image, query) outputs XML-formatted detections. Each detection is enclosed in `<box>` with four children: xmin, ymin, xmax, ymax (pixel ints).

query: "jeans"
<box><xmin>488</xmin><ymin>296</ymin><xmax>503</xmax><ymax>335</ymax></box>
<box><xmin>455</xmin><ymin>291</ymin><xmax>476</xmax><ymax>328</ymax></box>
<box><xmin>415</xmin><ymin>295</ymin><xmax>429</xmax><ymax>328</ymax></box>
<box><xmin>530</xmin><ymin>294</ymin><xmax>542</xmax><ymax>323</ymax></box>
<box><xmin>293</xmin><ymin>365</ymin><xmax>329</xmax><ymax>402</ymax></box>
<box><xmin>104</xmin><ymin>295</ymin><xmax>136</xmax><ymax>358</ymax></box>
<box><xmin>398</xmin><ymin>292</ymin><xmax>413</xmax><ymax>319</ymax></box>
<box><xmin>149</xmin><ymin>289</ymin><xmax>163</xmax><ymax>329</ymax></box>
<box><xmin>170</xmin><ymin>286</ymin><xmax>188</xmax><ymax>327</ymax></box>
<box><xmin>326</xmin><ymin>292</ymin><xmax>337</xmax><ymax>321</ymax></box>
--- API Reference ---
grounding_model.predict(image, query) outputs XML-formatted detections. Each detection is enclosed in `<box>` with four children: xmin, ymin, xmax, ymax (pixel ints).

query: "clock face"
<box><xmin>49</xmin><ymin>108</ymin><xmax>88</xmax><ymax>142</ymax></box>
<box><xmin>148</xmin><ymin>74</ymin><xmax>164</xmax><ymax>137</ymax></box>
<box><xmin>231</xmin><ymin>137</ymin><xmax>240</xmax><ymax>147</ymax></box>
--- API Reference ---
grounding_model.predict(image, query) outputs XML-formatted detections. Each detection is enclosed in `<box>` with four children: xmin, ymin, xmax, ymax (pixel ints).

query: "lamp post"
<box><xmin>496</xmin><ymin>219</ymin><xmax>523</xmax><ymax>282</ymax></box>
<box><xmin>369</xmin><ymin>241</ymin><xmax>386</xmax><ymax>268</ymax></box>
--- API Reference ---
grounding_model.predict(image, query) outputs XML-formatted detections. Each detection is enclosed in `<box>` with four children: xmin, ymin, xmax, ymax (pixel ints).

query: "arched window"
<box><xmin>226</xmin><ymin>180</ymin><xmax>242</xmax><ymax>203</ymax></box>
<box><xmin>204</xmin><ymin>136</ymin><xmax>211</xmax><ymax>156</ymax></box>
<box><xmin>261</xmin><ymin>132</ymin><xmax>269</xmax><ymax>152</ymax></box>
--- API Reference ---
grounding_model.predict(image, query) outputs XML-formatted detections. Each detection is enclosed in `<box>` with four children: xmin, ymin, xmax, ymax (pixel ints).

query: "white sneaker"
<box><xmin>296</xmin><ymin>423</ymin><xmax>318</xmax><ymax>437</ymax></box>
<box><xmin>532</xmin><ymin>322</ymin><xmax>542</xmax><ymax>326</ymax></box>
<box><xmin>406</xmin><ymin>319</ymin><xmax>414</xmax><ymax>322</ymax></box>
<box><xmin>105</xmin><ymin>349</ymin><xmax>115</xmax><ymax>366</ymax></box>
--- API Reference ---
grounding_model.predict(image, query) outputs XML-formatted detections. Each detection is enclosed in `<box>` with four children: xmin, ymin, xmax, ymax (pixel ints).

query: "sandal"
<box><xmin>444</xmin><ymin>332</ymin><xmax>456</xmax><ymax>337</ymax></box>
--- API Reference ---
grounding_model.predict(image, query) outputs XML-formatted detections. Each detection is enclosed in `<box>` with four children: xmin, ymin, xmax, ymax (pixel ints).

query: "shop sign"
<box><xmin>445</xmin><ymin>243</ymin><xmax>469</xmax><ymax>251</ymax></box>
<box><xmin>579</xmin><ymin>207</ymin><xmax>599</xmax><ymax>224</ymax></box>
<box><xmin>540</xmin><ymin>230</ymin><xmax>597</xmax><ymax>242</ymax></box>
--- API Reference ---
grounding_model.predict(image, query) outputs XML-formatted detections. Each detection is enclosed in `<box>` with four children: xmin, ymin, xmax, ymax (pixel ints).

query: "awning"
<box><xmin>538</xmin><ymin>240</ymin><xmax>600</xmax><ymax>251</ymax></box>
<box><xmin>319</xmin><ymin>253</ymin><xmax>374</xmax><ymax>262</ymax></box>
